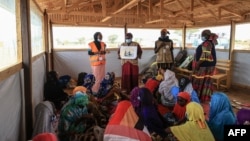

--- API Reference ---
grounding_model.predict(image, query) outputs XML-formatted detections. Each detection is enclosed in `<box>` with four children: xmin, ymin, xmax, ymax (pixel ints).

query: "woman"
<box><xmin>44</xmin><ymin>71</ymin><xmax>69</xmax><ymax>109</ymax></box>
<box><xmin>130</xmin><ymin>87</ymin><xmax>167</xmax><ymax>139</ymax></box>
<box><xmin>164</xmin><ymin>92</ymin><xmax>191</xmax><ymax>126</ymax></box>
<box><xmin>58</xmin><ymin>86</ymin><xmax>104</xmax><ymax>141</ymax></box>
<box><xmin>154</xmin><ymin>28</ymin><xmax>174</xmax><ymax>70</ymax></box>
<box><xmin>118</xmin><ymin>32</ymin><xmax>143</xmax><ymax>93</ymax></box>
<box><xmin>166</xmin><ymin>102</ymin><xmax>215</xmax><ymax>141</ymax></box>
<box><xmin>88</xmin><ymin>32</ymin><xmax>108</xmax><ymax>94</ymax></box>
<box><xmin>158</xmin><ymin>69</ymin><xmax>179</xmax><ymax>109</ymax></box>
<box><xmin>82</xmin><ymin>73</ymin><xmax>96</xmax><ymax>95</ymax></box>
<box><xmin>171</xmin><ymin>77</ymin><xmax>200</xmax><ymax>103</ymax></box>
<box><xmin>207</xmin><ymin>92</ymin><xmax>236</xmax><ymax>141</ymax></box>
<box><xmin>103</xmin><ymin>100</ymin><xmax>152</xmax><ymax>141</ymax></box>
<box><xmin>192</xmin><ymin>29</ymin><xmax>218</xmax><ymax>102</ymax></box>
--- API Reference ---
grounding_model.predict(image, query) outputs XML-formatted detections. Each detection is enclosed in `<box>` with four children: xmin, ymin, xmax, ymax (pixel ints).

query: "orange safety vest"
<box><xmin>88</xmin><ymin>42</ymin><xmax>106</xmax><ymax>66</ymax></box>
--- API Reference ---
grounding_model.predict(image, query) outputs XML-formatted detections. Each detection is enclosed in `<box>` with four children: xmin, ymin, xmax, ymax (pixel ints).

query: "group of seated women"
<box><xmin>31</xmin><ymin>70</ymin><xmax>250</xmax><ymax>141</ymax></box>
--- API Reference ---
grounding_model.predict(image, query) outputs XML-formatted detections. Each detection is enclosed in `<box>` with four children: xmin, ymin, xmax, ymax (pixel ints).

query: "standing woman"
<box><xmin>118</xmin><ymin>33</ymin><xmax>142</xmax><ymax>93</ymax></box>
<box><xmin>154</xmin><ymin>28</ymin><xmax>174</xmax><ymax>70</ymax></box>
<box><xmin>192</xmin><ymin>29</ymin><xmax>218</xmax><ymax>102</ymax></box>
<box><xmin>88</xmin><ymin>32</ymin><xmax>108</xmax><ymax>94</ymax></box>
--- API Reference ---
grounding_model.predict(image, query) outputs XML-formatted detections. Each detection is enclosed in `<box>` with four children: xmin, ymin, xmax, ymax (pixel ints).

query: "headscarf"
<box><xmin>47</xmin><ymin>71</ymin><xmax>58</xmax><ymax>82</ymax></box>
<box><xmin>97</xmin><ymin>72</ymin><xmax>115</xmax><ymax>98</ymax></box>
<box><xmin>130</xmin><ymin>87</ymin><xmax>140</xmax><ymax>108</ymax></box>
<box><xmin>72</xmin><ymin>86</ymin><xmax>87</xmax><ymax>96</ymax></box>
<box><xmin>33</xmin><ymin>133</ymin><xmax>58</xmax><ymax>141</ymax></box>
<box><xmin>236</xmin><ymin>108</ymin><xmax>250</xmax><ymax>125</ymax></box>
<box><xmin>131</xmin><ymin>87</ymin><xmax>167</xmax><ymax>137</ymax></box>
<box><xmin>104</xmin><ymin>100</ymin><xmax>152</xmax><ymax>141</ymax></box>
<box><xmin>83</xmin><ymin>73</ymin><xmax>95</xmax><ymax>93</ymax></box>
<box><xmin>126</xmin><ymin>33</ymin><xmax>133</xmax><ymax>38</ymax></box>
<box><xmin>179</xmin><ymin>77</ymin><xmax>190</xmax><ymax>92</ymax></box>
<box><xmin>170</xmin><ymin>102</ymin><xmax>215</xmax><ymax>141</ymax></box>
<box><xmin>208</xmin><ymin>92</ymin><xmax>236</xmax><ymax>141</ymax></box>
<box><xmin>172</xmin><ymin>92</ymin><xmax>191</xmax><ymax>120</ymax></box>
<box><xmin>58</xmin><ymin>92</ymin><xmax>90</xmax><ymax>141</ymax></box>
<box><xmin>93</xmin><ymin>32</ymin><xmax>102</xmax><ymax>50</ymax></box>
<box><xmin>158</xmin><ymin>70</ymin><xmax>178</xmax><ymax>107</ymax></box>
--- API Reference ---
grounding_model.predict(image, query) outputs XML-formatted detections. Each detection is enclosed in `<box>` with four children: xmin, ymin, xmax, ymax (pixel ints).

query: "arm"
<box><xmin>137</xmin><ymin>43</ymin><xmax>143</xmax><ymax>59</ymax></box>
<box><xmin>211</xmin><ymin>44</ymin><xmax>217</xmax><ymax>66</ymax></box>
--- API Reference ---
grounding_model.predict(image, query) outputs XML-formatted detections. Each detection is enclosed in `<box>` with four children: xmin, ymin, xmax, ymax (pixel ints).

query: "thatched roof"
<box><xmin>34</xmin><ymin>0</ymin><xmax>250</xmax><ymax>28</ymax></box>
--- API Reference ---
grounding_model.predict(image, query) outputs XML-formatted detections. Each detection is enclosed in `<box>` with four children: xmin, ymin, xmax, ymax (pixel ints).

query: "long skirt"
<box><xmin>91</xmin><ymin>64</ymin><xmax>105</xmax><ymax>93</ymax></box>
<box><xmin>191</xmin><ymin>66</ymin><xmax>215</xmax><ymax>102</ymax></box>
<box><xmin>121</xmin><ymin>62</ymin><xmax>139</xmax><ymax>93</ymax></box>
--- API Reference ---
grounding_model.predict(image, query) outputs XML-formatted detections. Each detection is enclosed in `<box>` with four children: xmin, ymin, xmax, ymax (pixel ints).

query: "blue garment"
<box><xmin>171</xmin><ymin>86</ymin><xmax>200</xmax><ymax>103</ymax></box>
<box><xmin>207</xmin><ymin>92</ymin><xmax>236</xmax><ymax>141</ymax></box>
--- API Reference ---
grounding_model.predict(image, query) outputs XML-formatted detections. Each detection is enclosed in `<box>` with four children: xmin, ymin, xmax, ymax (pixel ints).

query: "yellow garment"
<box><xmin>170</xmin><ymin>102</ymin><xmax>215</xmax><ymax>141</ymax></box>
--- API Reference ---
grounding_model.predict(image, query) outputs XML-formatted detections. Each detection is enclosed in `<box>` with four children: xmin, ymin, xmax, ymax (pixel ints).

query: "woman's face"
<box><xmin>177</xmin><ymin>96</ymin><xmax>188</xmax><ymax>107</ymax></box>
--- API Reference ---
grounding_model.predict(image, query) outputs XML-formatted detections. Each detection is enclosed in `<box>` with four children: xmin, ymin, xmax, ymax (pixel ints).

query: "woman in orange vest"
<box><xmin>88</xmin><ymin>32</ymin><xmax>108</xmax><ymax>94</ymax></box>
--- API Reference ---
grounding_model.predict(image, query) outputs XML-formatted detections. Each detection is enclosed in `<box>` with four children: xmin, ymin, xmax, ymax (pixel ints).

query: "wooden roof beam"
<box><xmin>175</xmin><ymin>0</ymin><xmax>239</xmax><ymax>16</ymax></box>
<box><xmin>155</xmin><ymin>0</ymin><xmax>175</xmax><ymax>7</ymax></box>
<box><xmin>112</xmin><ymin>0</ymin><xmax>141</xmax><ymax>14</ymax></box>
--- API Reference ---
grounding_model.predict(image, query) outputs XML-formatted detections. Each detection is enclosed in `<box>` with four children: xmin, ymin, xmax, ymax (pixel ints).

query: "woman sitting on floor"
<box><xmin>207</xmin><ymin>92</ymin><xmax>236</xmax><ymax>141</ymax></box>
<box><xmin>164</xmin><ymin>91</ymin><xmax>191</xmax><ymax>126</ymax></box>
<box><xmin>166</xmin><ymin>102</ymin><xmax>215</xmax><ymax>141</ymax></box>
<box><xmin>158</xmin><ymin>69</ymin><xmax>179</xmax><ymax>110</ymax></box>
<box><xmin>130</xmin><ymin>87</ymin><xmax>168</xmax><ymax>140</ymax></box>
<box><xmin>58</xmin><ymin>86</ymin><xmax>105</xmax><ymax>141</ymax></box>
<box><xmin>103</xmin><ymin>100</ymin><xmax>152</xmax><ymax>141</ymax></box>
<box><xmin>171</xmin><ymin>76</ymin><xmax>200</xmax><ymax>103</ymax></box>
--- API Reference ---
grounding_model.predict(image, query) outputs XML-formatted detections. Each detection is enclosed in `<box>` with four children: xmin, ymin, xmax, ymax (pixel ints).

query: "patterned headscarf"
<box><xmin>130</xmin><ymin>87</ymin><xmax>140</xmax><ymax>108</ymax></box>
<box><xmin>97</xmin><ymin>72</ymin><xmax>115</xmax><ymax>98</ymax></box>
<box><xmin>69</xmin><ymin>92</ymin><xmax>89</xmax><ymax>106</ymax></box>
<box><xmin>83</xmin><ymin>73</ymin><xmax>95</xmax><ymax>92</ymax></box>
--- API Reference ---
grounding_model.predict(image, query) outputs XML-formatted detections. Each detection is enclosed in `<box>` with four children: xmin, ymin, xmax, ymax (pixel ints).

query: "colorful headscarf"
<box><xmin>33</xmin><ymin>133</ymin><xmax>58</xmax><ymax>141</ymax></box>
<box><xmin>71</xmin><ymin>86</ymin><xmax>87</xmax><ymax>96</ymax></box>
<box><xmin>58</xmin><ymin>92</ymin><xmax>90</xmax><ymax>141</ymax></box>
<box><xmin>97</xmin><ymin>72</ymin><xmax>115</xmax><ymax>98</ymax></box>
<box><xmin>104</xmin><ymin>100</ymin><xmax>152</xmax><ymax>141</ymax></box>
<box><xmin>83</xmin><ymin>73</ymin><xmax>95</xmax><ymax>93</ymax></box>
<box><xmin>236</xmin><ymin>108</ymin><xmax>250</xmax><ymax>125</ymax></box>
<box><xmin>170</xmin><ymin>102</ymin><xmax>215</xmax><ymax>141</ymax></box>
<box><xmin>131</xmin><ymin>87</ymin><xmax>167</xmax><ymax>137</ymax></box>
<box><xmin>208</xmin><ymin>92</ymin><xmax>236</xmax><ymax>141</ymax></box>
<box><xmin>130</xmin><ymin>87</ymin><xmax>140</xmax><ymax>108</ymax></box>
<box><xmin>172</xmin><ymin>92</ymin><xmax>191</xmax><ymax>120</ymax></box>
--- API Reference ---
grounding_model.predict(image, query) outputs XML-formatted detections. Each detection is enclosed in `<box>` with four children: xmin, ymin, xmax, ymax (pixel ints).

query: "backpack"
<box><xmin>174</xmin><ymin>49</ymin><xmax>187</xmax><ymax>67</ymax></box>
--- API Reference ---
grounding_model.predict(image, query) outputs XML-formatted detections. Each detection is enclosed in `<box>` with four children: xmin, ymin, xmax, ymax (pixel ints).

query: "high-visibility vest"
<box><xmin>88</xmin><ymin>42</ymin><xmax>106</xmax><ymax>66</ymax></box>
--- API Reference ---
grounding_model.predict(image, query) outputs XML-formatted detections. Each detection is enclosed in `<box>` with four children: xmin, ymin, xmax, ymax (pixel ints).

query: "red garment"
<box><xmin>33</xmin><ymin>133</ymin><xmax>58</xmax><ymax>141</ymax></box>
<box><xmin>104</xmin><ymin>100</ymin><xmax>151</xmax><ymax>141</ymax></box>
<box><xmin>172</xmin><ymin>92</ymin><xmax>191</xmax><ymax>120</ymax></box>
<box><xmin>121</xmin><ymin>62</ymin><xmax>139</xmax><ymax>93</ymax></box>
<box><xmin>145</xmin><ymin>78</ymin><xmax>160</xmax><ymax>94</ymax></box>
